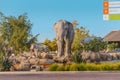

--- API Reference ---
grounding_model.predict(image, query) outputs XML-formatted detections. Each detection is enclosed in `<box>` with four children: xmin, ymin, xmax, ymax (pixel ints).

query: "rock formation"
<box><xmin>9</xmin><ymin>51</ymin><xmax>55</xmax><ymax>71</ymax></box>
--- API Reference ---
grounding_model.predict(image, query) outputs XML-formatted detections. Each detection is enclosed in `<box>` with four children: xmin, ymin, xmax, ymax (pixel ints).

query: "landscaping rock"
<box><xmin>39</xmin><ymin>59</ymin><xmax>54</xmax><ymax>64</ymax></box>
<box><xmin>40</xmin><ymin>52</ymin><xmax>53</xmax><ymax>59</ymax></box>
<box><xmin>100</xmin><ymin>53</ymin><xmax>107</xmax><ymax>61</ymax></box>
<box><xmin>30</xmin><ymin>65</ymin><xmax>41</xmax><ymax>71</ymax></box>
<box><xmin>106</xmin><ymin>53</ymin><xmax>112</xmax><ymax>61</ymax></box>
<box><xmin>90</xmin><ymin>52</ymin><xmax>100</xmax><ymax>63</ymax></box>
<box><xmin>28</xmin><ymin>58</ymin><xmax>40</xmax><ymax>65</ymax></box>
<box><xmin>109</xmin><ymin>53</ymin><xmax>117</xmax><ymax>60</ymax></box>
<box><xmin>81</xmin><ymin>51</ymin><xmax>100</xmax><ymax>63</ymax></box>
<box><xmin>30</xmin><ymin>43</ymin><xmax>49</xmax><ymax>53</ymax></box>
<box><xmin>11</xmin><ymin>60</ymin><xmax>31</xmax><ymax>71</ymax></box>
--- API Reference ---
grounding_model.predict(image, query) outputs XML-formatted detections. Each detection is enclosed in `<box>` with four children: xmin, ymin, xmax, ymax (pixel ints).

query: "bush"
<box><xmin>86</xmin><ymin>63</ymin><xmax>101</xmax><ymax>71</ymax></box>
<box><xmin>83</xmin><ymin>37</ymin><xmax>107</xmax><ymax>52</ymax></box>
<box><xmin>56</xmin><ymin>66</ymin><xmax>65</xmax><ymax>71</ymax></box>
<box><xmin>69</xmin><ymin>64</ymin><xmax>78</xmax><ymax>71</ymax></box>
<box><xmin>100</xmin><ymin>62</ymin><xmax>120</xmax><ymax>71</ymax></box>
<box><xmin>64</xmin><ymin>65</ymin><xmax>70</xmax><ymax>71</ymax></box>
<box><xmin>72</xmin><ymin>53</ymin><xmax>83</xmax><ymax>63</ymax></box>
<box><xmin>48</xmin><ymin>62</ymin><xmax>120</xmax><ymax>71</ymax></box>
<box><xmin>107</xmin><ymin>43</ymin><xmax>118</xmax><ymax>51</ymax></box>
<box><xmin>78</xmin><ymin>63</ymin><xmax>87</xmax><ymax>71</ymax></box>
<box><xmin>1</xmin><ymin>57</ymin><xmax>12</xmax><ymax>71</ymax></box>
<box><xmin>48</xmin><ymin>64</ymin><xmax>58</xmax><ymax>71</ymax></box>
<box><xmin>0</xmin><ymin>51</ymin><xmax>4</xmax><ymax>67</ymax></box>
<box><xmin>114</xmin><ymin>62</ymin><xmax>120</xmax><ymax>70</ymax></box>
<box><xmin>100</xmin><ymin>63</ymin><xmax>112</xmax><ymax>71</ymax></box>
<box><xmin>0</xmin><ymin>57</ymin><xmax>2</xmax><ymax>67</ymax></box>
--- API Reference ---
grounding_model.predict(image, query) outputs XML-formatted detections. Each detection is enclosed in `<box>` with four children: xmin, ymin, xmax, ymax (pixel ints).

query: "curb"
<box><xmin>1</xmin><ymin>71</ymin><xmax>120</xmax><ymax>74</ymax></box>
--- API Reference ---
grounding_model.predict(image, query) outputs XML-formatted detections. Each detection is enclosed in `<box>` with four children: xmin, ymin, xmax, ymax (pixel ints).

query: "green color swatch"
<box><xmin>109</xmin><ymin>14</ymin><xmax>120</xmax><ymax>20</ymax></box>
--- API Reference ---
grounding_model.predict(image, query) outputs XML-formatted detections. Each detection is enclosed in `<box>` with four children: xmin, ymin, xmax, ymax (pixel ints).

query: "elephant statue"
<box><xmin>53</xmin><ymin>20</ymin><xmax>74</xmax><ymax>58</ymax></box>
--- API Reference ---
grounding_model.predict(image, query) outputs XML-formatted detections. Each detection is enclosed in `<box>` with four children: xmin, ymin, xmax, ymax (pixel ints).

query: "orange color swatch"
<box><xmin>103</xmin><ymin>9</ymin><xmax>109</xmax><ymax>14</ymax></box>
<box><xmin>103</xmin><ymin>1</ymin><xmax>109</xmax><ymax>7</ymax></box>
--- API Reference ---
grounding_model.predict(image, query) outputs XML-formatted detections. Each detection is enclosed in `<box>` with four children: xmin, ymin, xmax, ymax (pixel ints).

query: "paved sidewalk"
<box><xmin>0</xmin><ymin>71</ymin><xmax>120</xmax><ymax>80</ymax></box>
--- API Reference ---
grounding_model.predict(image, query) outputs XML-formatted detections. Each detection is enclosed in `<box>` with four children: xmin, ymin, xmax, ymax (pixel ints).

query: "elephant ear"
<box><xmin>53</xmin><ymin>21</ymin><xmax>62</xmax><ymax>32</ymax></box>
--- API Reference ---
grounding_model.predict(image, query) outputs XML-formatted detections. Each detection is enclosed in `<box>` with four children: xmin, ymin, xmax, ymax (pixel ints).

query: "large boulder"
<box><xmin>28</xmin><ymin>58</ymin><xmax>40</xmax><ymax>65</ymax></box>
<box><xmin>100</xmin><ymin>53</ymin><xmax>107</xmax><ymax>61</ymax></box>
<box><xmin>106</xmin><ymin>53</ymin><xmax>112</xmax><ymax>61</ymax></box>
<box><xmin>30</xmin><ymin>65</ymin><xmax>41</xmax><ymax>71</ymax></box>
<box><xmin>81</xmin><ymin>51</ymin><xmax>101</xmax><ymax>63</ymax></box>
<box><xmin>116</xmin><ymin>52</ymin><xmax>120</xmax><ymax>59</ymax></box>
<box><xmin>81</xmin><ymin>52</ymin><xmax>90</xmax><ymax>62</ymax></box>
<box><xmin>109</xmin><ymin>53</ymin><xmax>118</xmax><ymax>60</ymax></box>
<box><xmin>39</xmin><ymin>59</ymin><xmax>54</xmax><ymax>64</ymax></box>
<box><xmin>100</xmin><ymin>53</ymin><xmax>112</xmax><ymax>61</ymax></box>
<box><xmin>22</xmin><ymin>52</ymin><xmax>32</xmax><ymax>57</ymax></box>
<box><xmin>8</xmin><ymin>46</ymin><xmax>56</xmax><ymax>71</ymax></box>
<box><xmin>15</xmin><ymin>56</ymin><xmax>27</xmax><ymax>63</ymax></box>
<box><xmin>40</xmin><ymin>52</ymin><xmax>53</xmax><ymax>59</ymax></box>
<box><xmin>53</xmin><ymin>57</ymin><xmax>66</xmax><ymax>63</ymax></box>
<box><xmin>9</xmin><ymin>54</ymin><xmax>16</xmax><ymax>62</ymax></box>
<box><xmin>28</xmin><ymin>57</ymin><xmax>39</xmax><ymax>65</ymax></box>
<box><xmin>90</xmin><ymin>52</ymin><xmax>100</xmax><ymax>63</ymax></box>
<box><xmin>20</xmin><ymin>60</ymin><xmax>31</xmax><ymax>71</ymax></box>
<box><xmin>11</xmin><ymin>60</ymin><xmax>31</xmax><ymax>71</ymax></box>
<box><xmin>30</xmin><ymin>43</ymin><xmax>49</xmax><ymax>53</ymax></box>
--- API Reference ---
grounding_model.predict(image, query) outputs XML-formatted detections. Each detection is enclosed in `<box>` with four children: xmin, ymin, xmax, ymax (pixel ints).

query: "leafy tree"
<box><xmin>43</xmin><ymin>38</ymin><xmax>51</xmax><ymax>45</ymax></box>
<box><xmin>42</xmin><ymin>38</ymin><xmax>57</xmax><ymax>51</ymax></box>
<box><xmin>72</xmin><ymin>26</ymin><xmax>89</xmax><ymax>53</ymax></box>
<box><xmin>0</xmin><ymin>12</ymin><xmax>39</xmax><ymax>54</ymax></box>
<box><xmin>72</xmin><ymin>20</ymin><xmax>79</xmax><ymax>28</ymax></box>
<box><xmin>107</xmin><ymin>43</ymin><xmax>118</xmax><ymax>51</ymax></box>
<box><xmin>1</xmin><ymin>57</ymin><xmax>12</xmax><ymax>71</ymax></box>
<box><xmin>49</xmin><ymin>38</ymin><xmax>57</xmax><ymax>51</ymax></box>
<box><xmin>83</xmin><ymin>37</ymin><xmax>107</xmax><ymax>52</ymax></box>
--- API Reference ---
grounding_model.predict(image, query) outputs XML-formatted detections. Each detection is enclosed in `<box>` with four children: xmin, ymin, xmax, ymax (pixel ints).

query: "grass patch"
<box><xmin>48</xmin><ymin>62</ymin><xmax>120</xmax><ymax>71</ymax></box>
<box><xmin>56</xmin><ymin>66</ymin><xmax>65</xmax><ymax>71</ymax></box>
<box><xmin>69</xmin><ymin>64</ymin><xmax>78</xmax><ymax>71</ymax></box>
<box><xmin>48</xmin><ymin>64</ymin><xmax>58</xmax><ymax>71</ymax></box>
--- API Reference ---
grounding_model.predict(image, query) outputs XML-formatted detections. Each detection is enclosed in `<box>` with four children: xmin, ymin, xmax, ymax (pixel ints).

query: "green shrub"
<box><xmin>64</xmin><ymin>65</ymin><xmax>70</xmax><ymax>71</ymax></box>
<box><xmin>78</xmin><ymin>63</ymin><xmax>87</xmax><ymax>71</ymax></box>
<box><xmin>48</xmin><ymin>64</ymin><xmax>58</xmax><ymax>71</ymax></box>
<box><xmin>100</xmin><ymin>63</ymin><xmax>113</xmax><ymax>71</ymax></box>
<box><xmin>48</xmin><ymin>62</ymin><xmax>120</xmax><ymax>71</ymax></box>
<box><xmin>107</xmin><ymin>43</ymin><xmax>118</xmax><ymax>51</ymax></box>
<box><xmin>72</xmin><ymin>53</ymin><xmax>83</xmax><ymax>63</ymax></box>
<box><xmin>0</xmin><ymin>57</ymin><xmax>2</xmax><ymax>67</ymax></box>
<box><xmin>0</xmin><ymin>52</ymin><xmax>4</xmax><ymax>67</ymax></box>
<box><xmin>85</xmin><ymin>64</ymin><xmax>94</xmax><ymax>71</ymax></box>
<box><xmin>56</xmin><ymin>66</ymin><xmax>65</xmax><ymax>71</ymax></box>
<box><xmin>2</xmin><ymin>57</ymin><xmax>12</xmax><ymax>71</ymax></box>
<box><xmin>85</xmin><ymin>64</ymin><xmax>101</xmax><ymax>71</ymax></box>
<box><xmin>83</xmin><ymin>38</ymin><xmax>107</xmax><ymax>52</ymax></box>
<box><xmin>69</xmin><ymin>64</ymin><xmax>78</xmax><ymax>71</ymax></box>
<box><xmin>113</xmin><ymin>62</ymin><xmax>120</xmax><ymax>70</ymax></box>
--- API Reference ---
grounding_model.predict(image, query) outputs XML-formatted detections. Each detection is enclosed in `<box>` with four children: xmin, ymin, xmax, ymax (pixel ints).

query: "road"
<box><xmin>0</xmin><ymin>71</ymin><xmax>120</xmax><ymax>80</ymax></box>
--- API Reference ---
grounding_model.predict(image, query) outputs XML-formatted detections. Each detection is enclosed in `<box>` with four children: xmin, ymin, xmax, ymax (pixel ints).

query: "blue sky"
<box><xmin>0</xmin><ymin>0</ymin><xmax>120</xmax><ymax>42</ymax></box>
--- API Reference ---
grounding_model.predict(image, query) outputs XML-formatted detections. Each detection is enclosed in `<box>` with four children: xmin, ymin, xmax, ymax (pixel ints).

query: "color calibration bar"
<box><xmin>103</xmin><ymin>0</ymin><xmax>120</xmax><ymax>20</ymax></box>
